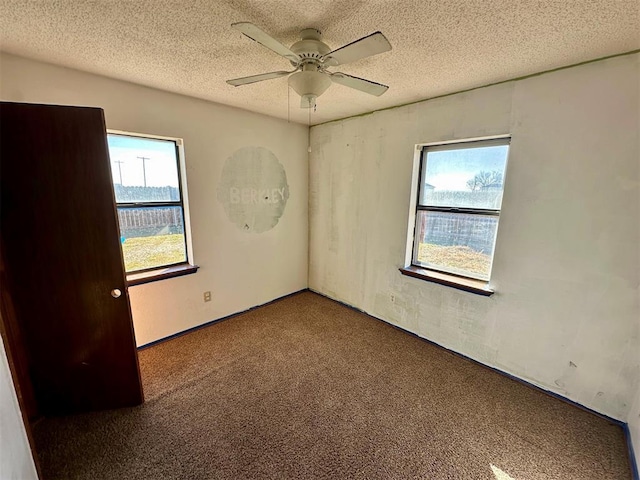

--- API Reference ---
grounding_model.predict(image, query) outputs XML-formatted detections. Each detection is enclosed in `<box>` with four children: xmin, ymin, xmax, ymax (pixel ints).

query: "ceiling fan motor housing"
<box><xmin>289</xmin><ymin>28</ymin><xmax>331</xmax><ymax>69</ymax></box>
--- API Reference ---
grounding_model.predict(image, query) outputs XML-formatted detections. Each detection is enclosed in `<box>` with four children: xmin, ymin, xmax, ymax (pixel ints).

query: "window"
<box><xmin>107</xmin><ymin>132</ymin><xmax>194</xmax><ymax>280</ymax></box>
<box><xmin>402</xmin><ymin>137</ymin><xmax>510</xmax><ymax>293</ymax></box>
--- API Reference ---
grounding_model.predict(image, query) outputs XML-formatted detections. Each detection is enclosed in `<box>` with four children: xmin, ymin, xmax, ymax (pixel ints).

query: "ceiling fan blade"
<box><xmin>232</xmin><ymin>22</ymin><xmax>300</xmax><ymax>63</ymax></box>
<box><xmin>322</xmin><ymin>32</ymin><xmax>391</xmax><ymax>67</ymax></box>
<box><xmin>227</xmin><ymin>70</ymin><xmax>292</xmax><ymax>87</ymax></box>
<box><xmin>330</xmin><ymin>72</ymin><xmax>389</xmax><ymax>96</ymax></box>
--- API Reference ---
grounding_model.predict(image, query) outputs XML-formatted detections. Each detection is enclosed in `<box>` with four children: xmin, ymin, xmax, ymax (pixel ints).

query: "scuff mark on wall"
<box><xmin>217</xmin><ymin>146</ymin><xmax>289</xmax><ymax>233</ymax></box>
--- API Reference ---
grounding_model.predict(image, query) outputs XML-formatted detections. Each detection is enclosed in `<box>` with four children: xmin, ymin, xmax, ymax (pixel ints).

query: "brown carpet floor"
<box><xmin>33</xmin><ymin>291</ymin><xmax>632</xmax><ymax>479</ymax></box>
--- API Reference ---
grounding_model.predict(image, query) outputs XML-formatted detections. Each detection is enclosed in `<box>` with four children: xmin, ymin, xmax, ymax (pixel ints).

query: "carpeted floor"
<box><xmin>33</xmin><ymin>291</ymin><xmax>632</xmax><ymax>479</ymax></box>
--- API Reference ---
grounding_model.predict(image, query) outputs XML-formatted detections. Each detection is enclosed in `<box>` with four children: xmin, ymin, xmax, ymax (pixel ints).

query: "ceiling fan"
<box><xmin>227</xmin><ymin>23</ymin><xmax>392</xmax><ymax>109</ymax></box>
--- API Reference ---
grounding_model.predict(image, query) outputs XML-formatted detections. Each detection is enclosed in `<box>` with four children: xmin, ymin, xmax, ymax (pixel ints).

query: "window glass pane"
<box><xmin>413</xmin><ymin>211</ymin><xmax>498</xmax><ymax>280</ymax></box>
<box><xmin>117</xmin><ymin>207</ymin><xmax>186</xmax><ymax>272</ymax></box>
<box><xmin>420</xmin><ymin>144</ymin><xmax>508</xmax><ymax>209</ymax></box>
<box><xmin>108</xmin><ymin>134</ymin><xmax>180</xmax><ymax>203</ymax></box>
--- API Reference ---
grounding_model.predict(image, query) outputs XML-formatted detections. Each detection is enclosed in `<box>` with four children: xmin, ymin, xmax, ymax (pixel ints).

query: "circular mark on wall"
<box><xmin>217</xmin><ymin>147</ymin><xmax>290</xmax><ymax>233</ymax></box>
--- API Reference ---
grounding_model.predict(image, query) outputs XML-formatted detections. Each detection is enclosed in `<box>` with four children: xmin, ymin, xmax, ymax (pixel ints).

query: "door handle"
<box><xmin>111</xmin><ymin>289</ymin><xmax>122</xmax><ymax>298</ymax></box>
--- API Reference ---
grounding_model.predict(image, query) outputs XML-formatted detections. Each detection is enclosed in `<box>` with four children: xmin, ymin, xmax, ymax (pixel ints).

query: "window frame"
<box><xmin>107</xmin><ymin>129</ymin><xmax>197</xmax><ymax>283</ymax></box>
<box><xmin>401</xmin><ymin>135</ymin><xmax>511</xmax><ymax>295</ymax></box>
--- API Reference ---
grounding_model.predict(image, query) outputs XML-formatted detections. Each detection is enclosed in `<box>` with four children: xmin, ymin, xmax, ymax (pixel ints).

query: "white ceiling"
<box><xmin>0</xmin><ymin>1</ymin><xmax>638</xmax><ymax>125</ymax></box>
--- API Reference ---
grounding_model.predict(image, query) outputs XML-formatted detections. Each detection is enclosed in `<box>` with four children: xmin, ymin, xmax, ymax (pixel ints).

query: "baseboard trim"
<box><xmin>307</xmin><ymin>289</ymin><xmax>627</xmax><ymax>425</ymax></box>
<box><xmin>623</xmin><ymin>424</ymin><xmax>640</xmax><ymax>480</ymax></box>
<box><xmin>138</xmin><ymin>287</ymin><xmax>638</xmax><ymax>476</ymax></box>
<box><xmin>309</xmin><ymin>289</ymin><xmax>640</xmax><ymax>474</ymax></box>
<box><xmin>137</xmin><ymin>288</ymin><xmax>310</xmax><ymax>350</ymax></box>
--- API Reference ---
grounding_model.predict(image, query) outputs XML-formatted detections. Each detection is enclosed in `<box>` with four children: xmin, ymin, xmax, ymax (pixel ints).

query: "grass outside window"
<box><xmin>121</xmin><ymin>233</ymin><xmax>186</xmax><ymax>272</ymax></box>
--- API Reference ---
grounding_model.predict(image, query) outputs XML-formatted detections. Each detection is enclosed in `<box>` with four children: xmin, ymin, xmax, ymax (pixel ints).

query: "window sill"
<box><xmin>127</xmin><ymin>264</ymin><xmax>199</xmax><ymax>286</ymax></box>
<box><xmin>399</xmin><ymin>265</ymin><xmax>494</xmax><ymax>296</ymax></box>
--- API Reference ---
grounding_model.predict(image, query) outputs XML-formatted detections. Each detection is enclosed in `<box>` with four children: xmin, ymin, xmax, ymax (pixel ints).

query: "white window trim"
<box><xmin>107</xmin><ymin>129</ymin><xmax>196</xmax><ymax>283</ymax></box>
<box><xmin>402</xmin><ymin>135</ymin><xmax>511</xmax><ymax>295</ymax></box>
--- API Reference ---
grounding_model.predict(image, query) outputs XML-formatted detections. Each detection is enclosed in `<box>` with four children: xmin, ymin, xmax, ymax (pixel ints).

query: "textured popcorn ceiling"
<box><xmin>0</xmin><ymin>1</ymin><xmax>638</xmax><ymax>125</ymax></box>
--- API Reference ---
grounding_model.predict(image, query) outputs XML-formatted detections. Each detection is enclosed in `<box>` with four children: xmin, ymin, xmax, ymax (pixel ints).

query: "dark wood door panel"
<box><xmin>1</xmin><ymin>102</ymin><xmax>143</xmax><ymax>414</ymax></box>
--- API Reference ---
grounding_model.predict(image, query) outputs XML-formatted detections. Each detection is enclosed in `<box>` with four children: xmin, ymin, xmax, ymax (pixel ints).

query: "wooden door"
<box><xmin>0</xmin><ymin>102</ymin><xmax>143</xmax><ymax>415</ymax></box>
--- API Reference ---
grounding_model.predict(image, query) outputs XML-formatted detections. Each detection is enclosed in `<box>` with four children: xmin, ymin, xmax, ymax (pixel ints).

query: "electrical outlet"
<box><xmin>203</xmin><ymin>291</ymin><xmax>212</xmax><ymax>302</ymax></box>
<box><xmin>390</xmin><ymin>294</ymin><xmax>396</xmax><ymax>303</ymax></box>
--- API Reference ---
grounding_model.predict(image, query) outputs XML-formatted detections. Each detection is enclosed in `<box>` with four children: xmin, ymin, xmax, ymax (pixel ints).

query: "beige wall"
<box><xmin>0</xmin><ymin>52</ymin><xmax>309</xmax><ymax>347</ymax></box>
<box><xmin>309</xmin><ymin>53</ymin><xmax>639</xmax><ymax>421</ymax></box>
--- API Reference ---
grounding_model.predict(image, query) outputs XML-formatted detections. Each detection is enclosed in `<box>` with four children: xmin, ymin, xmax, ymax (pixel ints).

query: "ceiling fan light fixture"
<box><xmin>288</xmin><ymin>71</ymin><xmax>332</xmax><ymax>108</ymax></box>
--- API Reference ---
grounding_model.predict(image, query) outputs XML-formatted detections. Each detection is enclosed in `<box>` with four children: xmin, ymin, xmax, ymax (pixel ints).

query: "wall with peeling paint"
<box><xmin>309</xmin><ymin>53</ymin><xmax>639</xmax><ymax>421</ymax></box>
<box><xmin>0</xmin><ymin>52</ymin><xmax>309</xmax><ymax>347</ymax></box>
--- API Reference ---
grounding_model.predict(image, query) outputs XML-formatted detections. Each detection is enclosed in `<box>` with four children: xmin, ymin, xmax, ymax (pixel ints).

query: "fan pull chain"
<box><xmin>308</xmin><ymin>107</ymin><xmax>312</xmax><ymax>153</ymax></box>
<box><xmin>287</xmin><ymin>86</ymin><xmax>291</xmax><ymax>123</ymax></box>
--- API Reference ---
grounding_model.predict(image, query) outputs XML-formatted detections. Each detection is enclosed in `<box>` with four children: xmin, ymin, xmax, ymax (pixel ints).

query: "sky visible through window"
<box><xmin>423</xmin><ymin>145</ymin><xmax>508</xmax><ymax>191</ymax></box>
<box><xmin>107</xmin><ymin>134</ymin><xmax>179</xmax><ymax>188</ymax></box>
